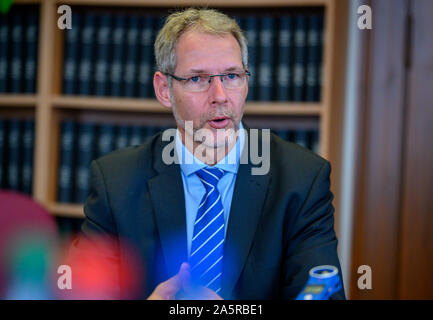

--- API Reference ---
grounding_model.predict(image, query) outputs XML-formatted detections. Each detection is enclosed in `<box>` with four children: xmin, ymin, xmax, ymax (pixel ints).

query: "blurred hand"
<box><xmin>147</xmin><ymin>262</ymin><xmax>223</xmax><ymax>300</ymax></box>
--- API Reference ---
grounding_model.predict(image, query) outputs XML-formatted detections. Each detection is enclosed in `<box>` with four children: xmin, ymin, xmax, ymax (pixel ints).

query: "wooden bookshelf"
<box><xmin>3</xmin><ymin>0</ymin><xmax>347</xmax><ymax>222</ymax></box>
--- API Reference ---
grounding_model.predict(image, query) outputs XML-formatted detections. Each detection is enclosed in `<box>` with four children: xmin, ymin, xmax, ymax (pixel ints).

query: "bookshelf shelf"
<box><xmin>0</xmin><ymin>95</ymin><xmax>38</xmax><ymax>107</ymax></box>
<box><xmin>47</xmin><ymin>202</ymin><xmax>84</xmax><ymax>218</ymax></box>
<box><xmin>51</xmin><ymin>96</ymin><xmax>170</xmax><ymax>113</ymax></box>
<box><xmin>245</xmin><ymin>102</ymin><xmax>322</xmax><ymax>116</ymax></box>
<box><xmin>50</xmin><ymin>96</ymin><xmax>322</xmax><ymax>116</ymax></box>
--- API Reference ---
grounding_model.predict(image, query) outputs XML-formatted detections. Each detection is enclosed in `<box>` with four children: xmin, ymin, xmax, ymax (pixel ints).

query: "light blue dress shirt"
<box><xmin>175</xmin><ymin>122</ymin><xmax>245</xmax><ymax>256</ymax></box>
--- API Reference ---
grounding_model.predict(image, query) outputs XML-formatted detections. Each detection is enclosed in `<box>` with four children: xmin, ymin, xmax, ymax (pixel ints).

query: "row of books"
<box><xmin>62</xmin><ymin>12</ymin><xmax>324</xmax><ymax>102</ymax></box>
<box><xmin>57</xmin><ymin>121</ymin><xmax>171</xmax><ymax>203</ymax></box>
<box><xmin>0</xmin><ymin>118</ymin><xmax>35</xmax><ymax>194</ymax></box>
<box><xmin>0</xmin><ymin>7</ymin><xmax>39</xmax><ymax>93</ymax></box>
<box><xmin>238</xmin><ymin>14</ymin><xmax>324</xmax><ymax>102</ymax></box>
<box><xmin>57</xmin><ymin>120</ymin><xmax>319</xmax><ymax>204</ymax></box>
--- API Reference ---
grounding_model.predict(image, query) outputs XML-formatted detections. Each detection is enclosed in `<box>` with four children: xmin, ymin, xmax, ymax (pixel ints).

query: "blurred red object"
<box><xmin>0</xmin><ymin>191</ymin><xmax>58</xmax><ymax>298</ymax></box>
<box><xmin>59</xmin><ymin>235</ymin><xmax>142</xmax><ymax>299</ymax></box>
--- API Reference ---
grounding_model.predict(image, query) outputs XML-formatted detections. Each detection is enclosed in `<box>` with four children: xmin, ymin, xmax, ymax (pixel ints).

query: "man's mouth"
<box><xmin>208</xmin><ymin>117</ymin><xmax>230</xmax><ymax>129</ymax></box>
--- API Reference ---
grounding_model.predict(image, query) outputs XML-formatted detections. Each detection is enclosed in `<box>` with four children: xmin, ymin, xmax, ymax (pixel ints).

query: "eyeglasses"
<box><xmin>166</xmin><ymin>71</ymin><xmax>251</xmax><ymax>92</ymax></box>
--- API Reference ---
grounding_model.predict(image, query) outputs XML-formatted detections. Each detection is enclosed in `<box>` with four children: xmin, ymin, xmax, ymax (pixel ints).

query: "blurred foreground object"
<box><xmin>0</xmin><ymin>191</ymin><xmax>58</xmax><ymax>299</ymax></box>
<box><xmin>60</xmin><ymin>234</ymin><xmax>142</xmax><ymax>299</ymax></box>
<box><xmin>296</xmin><ymin>265</ymin><xmax>342</xmax><ymax>300</ymax></box>
<box><xmin>0</xmin><ymin>0</ymin><xmax>13</xmax><ymax>14</ymax></box>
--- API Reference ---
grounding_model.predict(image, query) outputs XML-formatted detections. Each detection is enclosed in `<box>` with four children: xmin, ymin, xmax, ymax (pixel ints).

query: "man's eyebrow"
<box><xmin>187</xmin><ymin>66</ymin><xmax>244</xmax><ymax>74</ymax></box>
<box><xmin>188</xmin><ymin>69</ymin><xmax>207</xmax><ymax>74</ymax></box>
<box><xmin>224</xmin><ymin>66</ymin><xmax>243</xmax><ymax>72</ymax></box>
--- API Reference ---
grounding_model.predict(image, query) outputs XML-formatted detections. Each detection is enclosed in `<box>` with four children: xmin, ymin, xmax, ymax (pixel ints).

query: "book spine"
<box><xmin>129</xmin><ymin>125</ymin><xmax>143</xmax><ymax>146</ymax></box>
<box><xmin>311</xmin><ymin>130</ymin><xmax>319</xmax><ymax>154</ymax></box>
<box><xmin>75</xmin><ymin>122</ymin><xmax>95</xmax><ymax>203</ymax></box>
<box><xmin>22</xmin><ymin>119</ymin><xmax>34</xmax><ymax>194</ymax></box>
<box><xmin>293</xmin><ymin>15</ymin><xmax>307</xmax><ymax>102</ymax></box>
<box><xmin>305</xmin><ymin>15</ymin><xmax>322</xmax><ymax>102</ymax></box>
<box><xmin>109</xmin><ymin>14</ymin><xmax>126</xmax><ymax>97</ymax></box>
<box><xmin>0</xmin><ymin>14</ymin><xmax>9</xmax><ymax>93</ymax></box>
<box><xmin>7</xmin><ymin>119</ymin><xmax>22</xmax><ymax>191</ymax></box>
<box><xmin>10</xmin><ymin>12</ymin><xmax>24</xmax><ymax>93</ymax></box>
<box><xmin>63</xmin><ymin>13</ymin><xmax>81</xmax><ymax>94</ymax></box>
<box><xmin>115</xmin><ymin>125</ymin><xmax>130</xmax><ymax>150</ymax></box>
<box><xmin>274</xmin><ymin>128</ymin><xmax>288</xmax><ymax>141</ymax></box>
<box><xmin>123</xmin><ymin>15</ymin><xmax>139</xmax><ymax>97</ymax></box>
<box><xmin>244</xmin><ymin>16</ymin><xmax>258</xmax><ymax>101</ymax></box>
<box><xmin>294</xmin><ymin>130</ymin><xmax>308</xmax><ymax>148</ymax></box>
<box><xmin>276</xmin><ymin>16</ymin><xmax>293</xmax><ymax>101</ymax></box>
<box><xmin>96</xmin><ymin>123</ymin><xmax>114</xmax><ymax>158</ymax></box>
<box><xmin>24</xmin><ymin>11</ymin><xmax>38</xmax><ymax>93</ymax></box>
<box><xmin>78</xmin><ymin>13</ymin><xmax>96</xmax><ymax>95</ymax></box>
<box><xmin>258</xmin><ymin>16</ymin><xmax>275</xmax><ymax>101</ymax></box>
<box><xmin>318</xmin><ymin>16</ymin><xmax>324</xmax><ymax>102</ymax></box>
<box><xmin>137</xmin><ymin>16</ymin><xmax>154</xmax><ymax>98</ymax></box>
<box><xmin>93</xmin><ymin>13</ymin><xmax>112</xmax><ymax>96</ymax></box>
<box><xmin>58</xmin><ymin>121</ymin><xmax>76</xmax><ymax>203</ymax></box>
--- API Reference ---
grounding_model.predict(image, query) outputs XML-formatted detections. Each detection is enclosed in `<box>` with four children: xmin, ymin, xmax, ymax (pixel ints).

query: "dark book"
<box><xmin>144</xmin><ymin>126</ymin><xmax>158</xmax><ymax>141</ymax></box>
<box><xmin>109</xmin><ymin>14</ymin><xmax>126</xmax><ymax>97</ymax></box>
<box><xmin>58</xmin><ymin>121</ymin><xmax>76</xmax><ymax>203</ymax></box>
<box><xmin>7</xmin><ymin>119</ymin><xmax>22</xmax><ymax>191</ymax></box>
<box><xmin>292</xmin><ymin>15</ymin><xmax>307</xmax><ymax>101</ymax></box>
<box><xmin>0</xmin><ymin>14</ymin><xmax>9</xmax><ymax>93</ymax></box>
<box><xmin>129</xmin><ymin>125</ymin><xmax>144</xmax><ymax>146</ymax></box>
<box><xmin>294</xmin><ymin>130</ymin><xmax>309</xmax><ymax>148</ymax></box>
<box><xmin>63</xmin><ymin>13</ymin><xmax>81</xmax><ymax>94</ymax></box>
<box><xmin>93</xmin><ymin>13</ymin><xmax>112</xmax><ymax>96</ymax></box>
<box><xmin>274</xmin><ymin>128</ymin><xmax>288</xmax><ymax>141</ymax></box>
<box><xmin>78</xmin><ymin>13</ymin><xmax>96</xmax><ymax>95</ymax></box>
<box><xmin>24</xmin><ymin>11</ymin><xmax>38</xmax><ymax>93</ymax></box>
<box><xmin>258</xmin><ymin>16</ymin><xmax>275</xmax><ymax>101</ymax></box>
<box><xmin>75</xmin><ymin>122</ymin><xmax>96</xmax><ymax>203</ymax></box>
<box><xmin>10</xmin><ymin>12</ymin><xmax>24</xmax><ymax>93</ymax></box>
<box><xmin>123</xmin><ymin>15</ymin><xmax>139</xmax><ymax>97</ymax></box>
<box><xmin>96</xmin><ymin>123</ymin><xmax>114</xmax><ymax>158</ymax></box>
<box><xmin>305</xmin><ymin>15</ymin><xmax>323</xmax><ymax>102</ymax></box>
<box><xmin>137</xmin><ymin>16</ymin><xmax>154</xmax><ymax>98</ymax></box>
<box><xmin>244</xmin><ymin>16</ymin><xmax>258</xmax><ymax>101</ymax></box>
<box><xmin>276</xmin><ymin>16</ymin><xmax>293</xmax><ymax>101</ymax></box>
<box><xmin>311</xmin><ymin>130</ymin><xmax>319</xmax><ymax>154</ymax></box>
<box><xmin>22</xmin><ymin>119</ymin><xmax>34</xmax><ymax>194</ymax></box>
<box><xmin>115</xmin><ymin>125</ymin><xmax>130</xmax><ymax>150</ymax></box>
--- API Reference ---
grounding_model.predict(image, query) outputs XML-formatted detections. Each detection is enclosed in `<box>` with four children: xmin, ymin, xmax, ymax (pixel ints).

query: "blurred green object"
<box><xmin>0</xmin><ymin>0</ymin><xmax>14</xmax><ymax>14</ymax></box>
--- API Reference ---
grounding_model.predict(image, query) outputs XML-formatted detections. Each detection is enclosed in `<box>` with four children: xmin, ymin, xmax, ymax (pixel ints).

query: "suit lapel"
<box><xmin>221</xmin><ymin>127</ymin><xmax>271</xmax><ymax>299</ymax></box>
<box><xmin>147</xmin><ymin>135</ymin><xmax>188</xmax><ymax>278</ymax></box>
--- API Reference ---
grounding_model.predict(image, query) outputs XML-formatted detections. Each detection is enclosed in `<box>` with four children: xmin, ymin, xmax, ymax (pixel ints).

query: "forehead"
<box><xmin>174</xmin><ymin>30</ymin><xmax>243</xmax><ymax>73</ymax></box>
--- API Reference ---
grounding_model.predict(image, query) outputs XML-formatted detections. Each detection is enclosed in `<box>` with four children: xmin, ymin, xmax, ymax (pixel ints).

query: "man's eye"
<box><xmin>227</xmin><ymin>73</ymin><xmax>239</xmax><ymax>80</ymax></box>
<box><xmin>189</xmin><ymin>76</ymin><xmax>201</xmax><ymax>83</ymax></box>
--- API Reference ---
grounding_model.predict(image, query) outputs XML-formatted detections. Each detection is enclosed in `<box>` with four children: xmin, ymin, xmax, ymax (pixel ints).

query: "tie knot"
<box><xmin>196</xmin><ymin>167</ymin><xmax>225</xmax><ymax>188</ymax></box>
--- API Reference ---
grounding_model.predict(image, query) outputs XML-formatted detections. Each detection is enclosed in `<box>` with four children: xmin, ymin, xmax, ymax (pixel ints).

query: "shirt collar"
<box><xmin>175</xmin><ymin>121</ymin><xmax>245</xmax><ymax>177</ymax></box>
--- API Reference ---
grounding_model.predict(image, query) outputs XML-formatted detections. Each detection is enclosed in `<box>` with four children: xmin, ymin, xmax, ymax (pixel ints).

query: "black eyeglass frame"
<box><xmin>165</xmin><ymin>71</ymin><xmax>251</xmax><ymax>84</ymax></box>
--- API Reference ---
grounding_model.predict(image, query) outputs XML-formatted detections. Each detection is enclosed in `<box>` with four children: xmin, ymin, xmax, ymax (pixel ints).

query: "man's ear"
<box><xmin>153</xmin><ymin>71</ymin><xmax>172</xmax><ymax>108</ymax></box>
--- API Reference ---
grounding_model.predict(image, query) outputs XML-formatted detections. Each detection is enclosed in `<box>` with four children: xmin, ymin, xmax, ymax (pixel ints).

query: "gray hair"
<box><xmin>154</xmin><ymin>8</ymin><xmax>248</xmax><ymax>79</ymax></box>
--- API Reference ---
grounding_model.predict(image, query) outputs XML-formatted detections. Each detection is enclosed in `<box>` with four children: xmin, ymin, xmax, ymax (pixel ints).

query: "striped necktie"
<box><xmin>189</xmin><ymin>167</ymin><xmax>225</xmax><ymax>294</ymax></box>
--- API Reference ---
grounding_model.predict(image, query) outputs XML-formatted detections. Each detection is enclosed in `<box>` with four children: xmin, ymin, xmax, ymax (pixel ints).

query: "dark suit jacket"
<box><xmin>78</xmin><ymin>127</ymin><xmax>345</xmax><ymax>300</ymax></box>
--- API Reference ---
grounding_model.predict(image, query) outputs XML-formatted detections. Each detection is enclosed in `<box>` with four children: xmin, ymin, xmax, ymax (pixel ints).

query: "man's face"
<box><xmin>169</xmin><ymin>30</ymin><xmax>248</xmax><ymax>148</ymax></box>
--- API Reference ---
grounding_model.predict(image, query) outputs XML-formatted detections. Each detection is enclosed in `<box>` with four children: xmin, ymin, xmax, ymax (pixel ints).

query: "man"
<box><xmin>73</xmin><ymin>8</ymin><xmax>345</xmax><ymax>300</ymax></box>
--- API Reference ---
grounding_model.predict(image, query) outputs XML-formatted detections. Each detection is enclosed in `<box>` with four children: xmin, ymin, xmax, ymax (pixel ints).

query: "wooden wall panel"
<box><xmin>350</xmin><ymin>0</ymin><xmax>408</xmax><ymax>299</ymax></box>
<box><xmin>397</xmin><ymin>0</ymin><xmax>433</xmax><ymax>300</ymax></box>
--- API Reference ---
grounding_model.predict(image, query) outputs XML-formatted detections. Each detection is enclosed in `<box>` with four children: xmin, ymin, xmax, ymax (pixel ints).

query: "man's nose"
<box><xmin>208</xmin><ymin>76</ymin><xmax>228</xmax><ymax>105</ymax></box>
